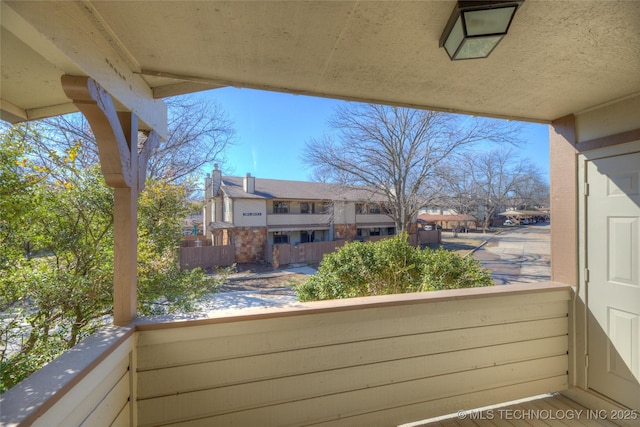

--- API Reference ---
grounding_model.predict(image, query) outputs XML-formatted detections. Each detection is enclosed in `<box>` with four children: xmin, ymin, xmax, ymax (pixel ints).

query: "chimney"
<box><xmin>204</xmin><ymin>174</ymin><xmax>212</xmax><ymax>199</ymax></box>
<box><xmin>211</xmin><ymin>164</ymin><xmax>222</xmax><ymax>197</ymax></box>
<box><xmin>243</xmin><ymin>173</ymin><xmax>255</xmax><ymax>194</ymax></box>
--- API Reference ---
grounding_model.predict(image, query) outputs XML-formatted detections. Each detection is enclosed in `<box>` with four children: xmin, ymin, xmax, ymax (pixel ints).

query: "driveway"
<box><xmin>471</xmin><ymin>224</ymin><xmax>551</xmax><ymax>285</ymax></box>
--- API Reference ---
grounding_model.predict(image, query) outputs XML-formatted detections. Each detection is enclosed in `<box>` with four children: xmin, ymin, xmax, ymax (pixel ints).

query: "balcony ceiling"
<box><xmin>2</xmin><ymin>0</ymin><xmax>639</xmax><ymax>126</ymax></box>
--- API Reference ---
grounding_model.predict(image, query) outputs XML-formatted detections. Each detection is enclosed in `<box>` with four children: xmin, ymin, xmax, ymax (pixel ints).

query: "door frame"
<box><xmin>576</xmin><ymin>139</ymin><xmax>640</xmax><ymax>404</ymax></box>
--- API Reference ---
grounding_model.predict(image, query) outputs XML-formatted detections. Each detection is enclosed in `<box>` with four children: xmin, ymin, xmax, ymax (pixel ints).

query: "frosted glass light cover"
<box><xmin>456</xmin><ymin>35</ymin><xmax>503</xmax><ymax>59</ymax></box>
<box><xmin>444</xmin><ymin>17</ymin><xmax>465</xmax><ymax>59</ymax></box>
<box><xmin>463</xmin><ymin>6</ymin><xmax>517</xmax><ymax>36</ymax></box>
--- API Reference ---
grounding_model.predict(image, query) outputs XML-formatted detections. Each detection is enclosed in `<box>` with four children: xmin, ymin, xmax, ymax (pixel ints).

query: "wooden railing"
<box><xmin>0</xmin><ymin>326</ymin><xmax>135</xmax><ymax>427</ymax></box>
<box><xmin>1</xmin><ymin>283</ymin><xmax>570</xmax><ymax>426</ymax></box>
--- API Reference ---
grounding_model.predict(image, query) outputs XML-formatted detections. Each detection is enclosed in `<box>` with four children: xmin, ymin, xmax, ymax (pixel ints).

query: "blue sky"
<box><xmin>194</xmin><ymin>87</ymin><xmax>550</xmax><ymax>182</ymax></box>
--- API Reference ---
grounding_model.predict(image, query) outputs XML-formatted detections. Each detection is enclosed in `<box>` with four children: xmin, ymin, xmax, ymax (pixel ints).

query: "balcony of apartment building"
<box><xmin>267</xmin><ymin>201</ymin><xmax>332</xmax><ymax>231</ymax></box>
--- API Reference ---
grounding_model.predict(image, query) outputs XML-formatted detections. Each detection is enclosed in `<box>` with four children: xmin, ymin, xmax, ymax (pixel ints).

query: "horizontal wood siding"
<box><xmin>135</xmin><ymin>285</ymin><xmax>570</xmax><ymax>426</ymax></box>
<box><xmin>0</xmin><ymin>327</ymin><xmax>134</xmax><ymax>427</ymax></box>
<box><xmin>32</xmin><ymin>335</ymin><xmax>133</xmax><ymax>427</ymax></box>
<box><xmin>179</xmin><ymin>244</ymin><xmax>235</xmax><ymax>269</ymax></box>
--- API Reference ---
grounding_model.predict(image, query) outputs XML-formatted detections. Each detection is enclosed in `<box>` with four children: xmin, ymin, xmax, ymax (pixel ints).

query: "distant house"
<box><xmin>181</xmin><ymin>213</ymin><xmax>203</xmax><ymax>236</ymax></box>
<box><xmin>417</xmin><ymin>212</ymin><xmax>477</xmax><ymax>231</ymax></box>
<box><xmin>498</xmin><ymin>208</ymin><xmax>550</xmax><ymax>224</ymax></box>
<box><xmin>203</xmin><ymin>165</ymin><xmax>400</xmax><ymax>263</ymax></box>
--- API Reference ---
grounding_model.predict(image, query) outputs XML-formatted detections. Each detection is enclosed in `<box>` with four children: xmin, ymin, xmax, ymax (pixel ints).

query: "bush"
<box><xmin>295</xmin><ymin>236</ymin><xmax>492</xmax><ymax>301</ymax></box>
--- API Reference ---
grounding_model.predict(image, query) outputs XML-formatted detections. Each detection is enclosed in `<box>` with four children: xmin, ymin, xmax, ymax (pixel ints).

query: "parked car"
<box><xmin>503</xmin><ymin>219</ymin><xmax>515</xmax><ymax>226</ymax></box>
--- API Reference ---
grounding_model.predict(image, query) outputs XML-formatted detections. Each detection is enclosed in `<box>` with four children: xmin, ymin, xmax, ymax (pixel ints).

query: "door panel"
<box><xmin>587</xmin><ymin>151</ymin><xmax>640</xmax><ymax>410</ymax></box>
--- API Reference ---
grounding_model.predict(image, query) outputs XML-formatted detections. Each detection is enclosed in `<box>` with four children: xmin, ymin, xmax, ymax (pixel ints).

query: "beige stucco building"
<box><xmin>203</xmin><ymin>166</ymin><xmax>397</xmax><ymax>263</ymax></box>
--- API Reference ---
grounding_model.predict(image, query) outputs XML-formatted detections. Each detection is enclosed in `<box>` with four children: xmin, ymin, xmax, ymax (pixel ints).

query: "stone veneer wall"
<box><xmin>334</xmin><ymin>224</ymin><xmax>357</xmax><ymax>240</ymax></box>
<box><xmin>233</xmin><ymin>227</ymin><xmax>267</xmax><ymax>263</ymax></box>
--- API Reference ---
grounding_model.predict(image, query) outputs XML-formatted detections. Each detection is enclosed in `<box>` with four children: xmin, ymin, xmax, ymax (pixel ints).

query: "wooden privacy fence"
<box><xmin>180</xmin><ymin>231</ymin><xmax>441</xmax><ymax>270</ymax></box>
<box><xmin>179</xmin><ymin>245</ymin><xmax>234</xmax><ymax>270</ymax></box>
<box><xmin>418</xmin><ymin>230</ymin><xmax>441</xmax><ymax>245</ymax></box>
<box><xmin>268</xmin><ymin>231</ymin><xmax>441</xmax><ymax>268</ymax></box>
<box><xmin>268</xmin><ymin>241</ymin><xmax>347</xmax><ymax>268</ymax></box>
<box><xmin>181</xmin><ymin>237</ymin><xmax>212</xmax><ymax>247</ymax></box>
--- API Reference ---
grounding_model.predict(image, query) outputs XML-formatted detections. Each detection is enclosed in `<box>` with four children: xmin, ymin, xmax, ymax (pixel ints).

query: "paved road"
<box><xmin>472</xmin><ymin>224</ymin><xmax>550</xmax><ymax>285</ymax></box>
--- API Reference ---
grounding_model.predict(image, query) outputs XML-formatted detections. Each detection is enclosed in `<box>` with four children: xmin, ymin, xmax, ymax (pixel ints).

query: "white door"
<box><xmin>587</xmin><ymin>150</ymin><xmax>640</xmax><ymax>410</ymax></box>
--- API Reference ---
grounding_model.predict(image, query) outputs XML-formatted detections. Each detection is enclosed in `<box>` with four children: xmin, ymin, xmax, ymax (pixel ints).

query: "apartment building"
<box><xmin>203</xmin><ymin>165</ymin><xmax>397</xmax><ymax>263</ymax></box>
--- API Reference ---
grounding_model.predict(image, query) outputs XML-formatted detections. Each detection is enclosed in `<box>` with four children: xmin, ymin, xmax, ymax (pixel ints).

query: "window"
<box><xmin>357</xmin><ymin>203</ymin><xmax>382</xmax><ymax>214</ymax></box>
<box><xmin>300</xmin><ymin>202</ymin><xmax>314</xmax><ymax>214</ymax></box>
<box><xmin>273</xmin><ymin>201</ymin><xmax>289</xmax><ymax>214</ymax></box>
<box><xmin>370</xmin><ymin>228</ymin><xmax>381</xmax><ymax>236</ymax></box>
<box><xmin>317</xmin><ymin>202</ymin><xmax>330</xmax><ymax>214</ymax></box>
<box><xmin>387</xmin><ymin>227</ymin><xmax>396</xmax><ymax>235</ymax></box>
<box><xmin>301</xmin><ymin>231</ymin><xmax>315</xmax><ymax>243</ymax></box>
<box><xmin>368</xmin><ymin>203</ymin><xmax>381</xmax><ymax>214</ymax></box>
<box><xmin>273</xmin><ymin>232</ymin><xmax>289</xmax><ymax>244</ymax></box>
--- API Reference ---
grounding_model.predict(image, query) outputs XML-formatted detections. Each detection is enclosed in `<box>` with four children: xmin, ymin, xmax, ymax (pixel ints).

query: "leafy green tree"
<box><xmin>137</xmin><ymin>179</ymin><xmax>230</xmax><ymax>316</ymax></box>
<box><xmin>0</xmin><ymin>126</ymin><xmax>45</xmax><ymax>390</ymax></box>
<box><xmin>0</xmin><ymin>123</ymin><xmax>231</xmax><ymax>392</ymax></box>
<box><xmin>295</xmin><ymin>236</ymin><xmax>492</xmax><ymax>301</ymax></box>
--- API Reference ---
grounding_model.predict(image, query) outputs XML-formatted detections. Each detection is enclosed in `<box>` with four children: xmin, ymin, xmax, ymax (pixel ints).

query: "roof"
<box><xmin>2</xmin><ymin>1</ymin><xmax>639</xmax><ymax>128</ymax></box>
<box><xmin>418</xmin><ymin>214</ymin><xmax>476</xmax><ymax>222</ymax></box>
<box><xmin>499</xmin><ymin>210</ymin><xmax>549</xmax><ymax>217</ymax></box>
<box><xmin>220</xmin><ymin>176</ymin><xmax>387</xmax><ymax>202</ymax></box>
<box><xmin>207</xmin><ymin>221</ymin><xmax>235</xmax><ymax>231</ymax></box>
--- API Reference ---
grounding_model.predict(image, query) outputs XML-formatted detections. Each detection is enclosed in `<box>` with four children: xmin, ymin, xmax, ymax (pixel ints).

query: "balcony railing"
<box><xmin>1</xmin><ymin>282</ymin><xmax>571</xmax><ymax>426</ymax></box>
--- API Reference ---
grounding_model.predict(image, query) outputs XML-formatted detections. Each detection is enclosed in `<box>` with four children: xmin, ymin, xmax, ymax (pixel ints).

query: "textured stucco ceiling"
<box><xmin>2</xmin><ymin>1</ymin><xmax>640</xmax><ymax>124</ymax></box>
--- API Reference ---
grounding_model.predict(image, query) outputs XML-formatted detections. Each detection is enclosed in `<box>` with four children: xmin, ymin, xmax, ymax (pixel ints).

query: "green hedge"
<box><xmin>295</xmin><ymin>235</ymin><xmax>493</xmax><ymax>301</ymax></box>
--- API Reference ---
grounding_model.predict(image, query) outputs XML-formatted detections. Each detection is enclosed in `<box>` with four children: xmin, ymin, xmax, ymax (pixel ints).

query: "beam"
<box><xmin>3</xmin><ymin>0</ymin><xmax>167</xmax><ymax>138</ymax></box>
<box><xmin>151</xmin><ymin>82</ymin><xmax>226</xmax><ymax>100</ymax></box>
<box><xmin>62</xmin><ymin>75</ymin><xmax>133</xmax><ymax>188</ymax></box>
<box><xmin>138</xmin><ymin>131</ymin><xmax>160</xmax><ymax>192</ymax></box>
<box><xmin>0</xmin><ymin>98</ymin><xmax>27</xmax><ymax>122</ymax></box>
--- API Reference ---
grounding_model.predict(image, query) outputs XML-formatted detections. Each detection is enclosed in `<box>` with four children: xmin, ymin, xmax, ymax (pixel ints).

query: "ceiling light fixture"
<box><xmin>439</xmin><ymin>0</ymin><xmax>524</xmax><ymax>61</ymax></box>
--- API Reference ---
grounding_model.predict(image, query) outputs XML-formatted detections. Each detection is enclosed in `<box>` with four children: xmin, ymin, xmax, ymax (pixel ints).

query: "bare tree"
<box><xmin>147</xmin><ymin>96</ymin><xmax>235</xmax><ymax>186</ymax></box>
<box><xmin>434</xmin><ymin>158</ymin><xmax>480</xmax><ymax>217</ymax></box>
<box><xmin>468</xmin><ymin>148</ymin><xmax>528</xmax><ymax>231</ymax></box>
<box><xmin>304</xmin><ymin>103</ymin><xmax>521</xmax><ymax>234</ymax></box>
<box><xmin>512</xmin><ymin>164</ymin><xmax>550</xmax><ymax>209</ymax></box>
<box><xmin>27</xmin><ymin>95</ymin><xmax>235</xmax><ymax>190</ymax></box>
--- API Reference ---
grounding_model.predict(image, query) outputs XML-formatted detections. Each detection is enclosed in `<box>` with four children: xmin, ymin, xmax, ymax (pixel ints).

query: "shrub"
<box><xmin>295</xmin><ymin>236</ymin><xmax>492</xmax><ymax>301</ymax></box>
